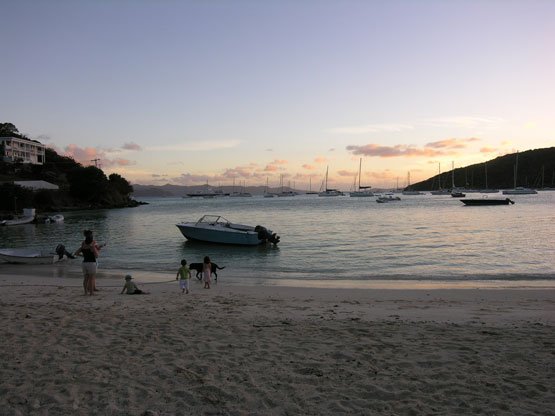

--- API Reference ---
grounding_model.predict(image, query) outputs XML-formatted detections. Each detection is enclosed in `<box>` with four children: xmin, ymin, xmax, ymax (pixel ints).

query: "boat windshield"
<box><xmin>197</xmin><ymin>215</ymin><xmax>230</xmax><ymax>225</ymax></box>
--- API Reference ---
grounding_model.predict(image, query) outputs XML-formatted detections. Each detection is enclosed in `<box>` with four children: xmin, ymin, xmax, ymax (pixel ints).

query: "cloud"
<box><xmin>315</xmin><ymin>157</ymin><xmax>327</xmax><ymax>163</ymax></box>
<box><xmin>260</xmin><ymin>158</ymin><xmax>287</xmax><ymax>172</ymax></box>
<box><xmin>425</xmin><ymin>137</ymin><xmax>481</xmax><ymax>149</ymax></box>
<box><xmin>501</xmin><ymin>141</ymin><xmax>512</xmax><ymax>146</ymax></box>
<box><xmin>61</xmin><ymin>144</ymin><xmax>136</xmax><ymax>168</ymax></box>
<box><xmin>122</xmin><ymin>142</ymin><xmax>143</xmax><ymax>151</ymax></box>
<box><xmin>480</xmin><ymin>147</ymin><xmax>498</xmax><ymax>153</ymax></box>
<box><xmin>148</xmin><ymin>140</ymin><xmax>240</xmax><ymax>152</ymax></box>
<box><xmin>302</xmin><ymin>164</ymin><xmax>316</xmax><ymax>170</ymax></box>
<box><xmin>346</xmin><ymin>144</ymin><xmax>456</xmax><ymax>158</ymax></box>
<box><xmin>111</xmin><ymin>158</ymin><xmax>136</xmax><ymax>167</ymax></box>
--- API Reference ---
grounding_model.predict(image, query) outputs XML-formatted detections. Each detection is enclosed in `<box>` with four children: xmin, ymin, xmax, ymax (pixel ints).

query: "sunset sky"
<box><xmin>1</xmin><ymin>0</ymin><xmax>554</xmax><ymax>190</ymax></box>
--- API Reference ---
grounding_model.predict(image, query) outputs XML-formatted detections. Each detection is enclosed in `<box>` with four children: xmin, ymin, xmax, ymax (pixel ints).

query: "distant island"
<box><xmin>131</xmin><ymin>147</ymin><xmax>555</xmax><ymax>197</ymax></box>
<box><xmin>0</xmin><ymin>122</ymin><xmax>142</xmax><ymax>217</ymax></box>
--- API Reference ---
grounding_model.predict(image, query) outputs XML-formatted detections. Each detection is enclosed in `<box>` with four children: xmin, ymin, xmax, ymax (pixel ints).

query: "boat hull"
<box><xmin>461</xmin><ymin>199</ymin><xmax>514</xmax><ymax>206</ymax></box>
<box><xmin>502</xmin><ymin>188</ymin><xmax>538</xmax><ymax>195</ymax></box>
<box><xmin>176</xmin><ymin>224</ymin><xmax>263</xmax><ymax>245</ymax></box>
<box><xmin>0</xmin><ymin>249</ymin><xmax>63</xmax><ymax>264</ymax></box>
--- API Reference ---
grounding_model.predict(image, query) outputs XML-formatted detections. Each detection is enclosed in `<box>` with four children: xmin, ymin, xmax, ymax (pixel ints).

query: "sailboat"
<box><xmin>349</xmin><ymin>159</ymin><xmax>375</xmax><ymax>197</ymax></box>
<box><xmin>502</xmin><ymin>152</ymin><xmax>537</xmax><ymax>194</ymax></box>
<box><xmin>318</xmin><ymin>166</ymin><xmax>343</xmax><ymax>197</ymax></box>
<box><xmin>480</xmin><ymin>162</ymin><xmax>499</xmax><ymax>193</ymax></box>
<box><xmin>402</xmin><ymin>172</ymin><xmax>424</xmax><ymax>195</ymax></box>
<box><xmin>306</xmin><ymin>176</ymin><xmax>318</xmax><ymax>195</ymax></box>
<box><xmin>430</xmin><ymin>163</ymin><xmax>451</xmax><ymax>195</ymax></box>
<box><xmin>449</xmin><ymin>162</ymin><xmax>466</xmax><ymax>197</ymax></box>
<box><xmin>277</xmin><ymin>175</ymin><xmax>296</xmax><ymax>197</ymax></box>
<box><xmin>264</xmin><ymin>177</ymin><xmax>275</xmax><ymax>198</ymax></box>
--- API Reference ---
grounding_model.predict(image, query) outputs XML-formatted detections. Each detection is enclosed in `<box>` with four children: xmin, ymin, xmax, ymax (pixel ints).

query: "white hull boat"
<box><xmin>45</xmin><ymin>214</ymin><xmax>64</xmax><ymax>224</ymax></box>
<box><xmin>176</xmin><ymin>215</ymin><xmax>280</xmax><ymax>246</ymax></box>
<box><xmin>0</xmin><ymin>216</ymin><xmax>34</xmax><ymax>226</ymax></box>
<box><xmin>0</xmin><ymin>245</ymin><xmax>73</xmax><ymax>265</ymax></box>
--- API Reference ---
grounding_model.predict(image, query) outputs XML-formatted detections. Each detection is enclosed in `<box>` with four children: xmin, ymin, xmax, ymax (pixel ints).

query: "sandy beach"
<box><xmin>1</xmin><ymin>268</ymin><xmax>554</xmax><ymax>416</ymax></box>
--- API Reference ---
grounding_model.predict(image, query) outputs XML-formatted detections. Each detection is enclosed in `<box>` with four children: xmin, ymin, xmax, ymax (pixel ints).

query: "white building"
<box><xmin>0</xmin><ymin>136</ymin><xmax>46</xmax><ymax>165</ymax></box>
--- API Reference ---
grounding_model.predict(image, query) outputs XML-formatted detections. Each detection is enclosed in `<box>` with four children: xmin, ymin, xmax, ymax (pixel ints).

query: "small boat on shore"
<box><xmin>461</xmin><ymin>198</ymin><xmax>514</xmax><ymax>206</ymax></box>
<box><xmin>45</xmin><ymin>214</ymin><xmax>64</xmax><ymax>224</ymax></box>
<box><xmin>0</xmin><ymin>244</ymin><xmax>74</xmax><ymax>264</ymax></box>
<box><xmin>0</xmin><ymin>208</ymin><xmax>36</xmax><ymax>226</ymax></box>
<box><xmin>176</xmin><ymin>215</ymin><xmax>280</xmax><ymax>246</ymax></box>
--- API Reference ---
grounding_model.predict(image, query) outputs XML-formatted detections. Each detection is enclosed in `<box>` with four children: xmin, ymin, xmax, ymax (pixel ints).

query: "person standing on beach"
<box><xmin>176</xmin><ymin>259</ymin><xmax>191</xmax><ymax>294</ymax></box>
<box><xmin>203</xmin><ymin>256</ymin><xmax>211</xmax><ymax>289</ymax></box>
<box><xmin>74</xmin><ymin>230</ymin><xmax>99</xmax><ymax>296</ymax></box>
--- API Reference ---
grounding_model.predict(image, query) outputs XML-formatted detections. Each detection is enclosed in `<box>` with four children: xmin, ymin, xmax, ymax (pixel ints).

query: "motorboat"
<box><xmin>451</xmin><ymin>192</ymin><xmax>466</xmax><ymax>198</ymax></box>
<box><xmin>502</xmin><ymin>187</ymin><xmax>538</xmax><ymax>195</ymax></box>
<box><xmin>0</xmin><ymin>244</ymin><xmax>74</xmax><ymax>264</ymax></box>
<box><xmin>376</xmin><ymin>194</ymin><xmax>401</xmax><ymax>203</ymax></box>
<box><xmin>176</xmin><ymin>215</ymin><xmax>280</xmax><ymax>246</ymax></box>
<box><xmin>461</xmin><ymin>198</ymin><xmax>514</xmax><ymax>206</ymax></box>
<box><xmin>45</xmin><ymin>214</ymin><xmax>64</xmax><ymax>223</ymax></box>
<box><xmin>402</xmin><ymin>190</ymin><xmax>425</xmax><ymax>195</ymax></box>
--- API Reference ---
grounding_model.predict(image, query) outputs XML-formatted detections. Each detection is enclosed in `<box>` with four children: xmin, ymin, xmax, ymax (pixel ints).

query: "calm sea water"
<box><xmin>1</xmin><ymin>192</ymin><xmax>554</xmax><ymax>286</ymax></box>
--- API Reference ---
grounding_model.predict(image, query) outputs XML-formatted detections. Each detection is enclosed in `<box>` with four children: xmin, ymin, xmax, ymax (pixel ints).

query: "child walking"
<box><xmin>176</xmin><ymin>259</ymin><xmax>191</xmax><ymax>294</ymax></box>
<box><xmin>203</xmin><ymin>256</ymin><xmax>211</xmax><ymax>289</ymax></box>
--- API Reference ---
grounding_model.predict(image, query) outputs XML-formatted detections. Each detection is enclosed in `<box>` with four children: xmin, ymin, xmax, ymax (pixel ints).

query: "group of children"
<box><xmin>121</xmin><ymin>255</ymin><xmax>213</xmax><ymax>295</ymax></box>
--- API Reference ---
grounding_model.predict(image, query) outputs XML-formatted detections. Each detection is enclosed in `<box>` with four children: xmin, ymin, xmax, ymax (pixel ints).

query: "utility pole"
<box><xmin>91</xmin><ymin>158</ymin><xmax>100</xmax><ymax>168</ymax></box>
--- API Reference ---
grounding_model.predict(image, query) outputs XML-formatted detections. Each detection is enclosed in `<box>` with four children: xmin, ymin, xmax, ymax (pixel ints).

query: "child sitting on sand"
<box><xmin>120</xmin><ymin>274</ymin><xmax>148</xmax><ymax>295</ymax></box>
<box><xmin>176</xmin><ymin>259</ymin><xmax>192</xmax><ymax>294</ymax></box>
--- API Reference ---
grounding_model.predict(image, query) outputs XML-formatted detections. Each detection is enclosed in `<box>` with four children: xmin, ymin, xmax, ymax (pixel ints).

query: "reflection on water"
<box><xmin>1</xmin><ymin>193</ymin><xmax>554</xmax><ymax>285</ymax></box>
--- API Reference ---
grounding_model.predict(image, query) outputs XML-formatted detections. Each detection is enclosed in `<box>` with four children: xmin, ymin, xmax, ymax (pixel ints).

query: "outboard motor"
<box><xmin>255</xmin><ymin>226</ymin><xmax>280</xmax><ymax>245</ymax></box>
<box><xmin>56</xmin><ymin>244</ymin><xmax>75</xmax><ymax>260</ymax></box>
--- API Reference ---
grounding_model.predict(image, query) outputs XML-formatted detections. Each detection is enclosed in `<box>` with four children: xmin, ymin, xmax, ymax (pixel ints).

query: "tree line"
<box><xmin>0</xmin><ymin>123</ymin><xmax>137</xmax><ymax>213</ymax></box>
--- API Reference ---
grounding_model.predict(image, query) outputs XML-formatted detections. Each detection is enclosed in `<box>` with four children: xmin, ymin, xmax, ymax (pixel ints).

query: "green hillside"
<box><xmin>407</xmin><ymin>147</ymin><xmax>555</xmax><ymax>191</ymax></box>
<box><xmin>0</xmin><ymin>123</ymin><xmax>140</xmax><ymax>215</ymax></box>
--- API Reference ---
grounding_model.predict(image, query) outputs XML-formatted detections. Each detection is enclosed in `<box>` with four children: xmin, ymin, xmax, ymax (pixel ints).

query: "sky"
<box><xmin>1</xmin><ymin>0</ymin><xmax>554</xmax><ymax>190</ymax></box>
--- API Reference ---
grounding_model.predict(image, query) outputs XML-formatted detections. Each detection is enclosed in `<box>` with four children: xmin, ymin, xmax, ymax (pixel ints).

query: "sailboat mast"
<box><xmin>485</xmin><ymin>162</ymin><xmax>488</xmax><ymax>189</ymax></box>
<box><xmin>438</xmin><ymin>163</ymin><xmax>441</xmax><ymax>190</ymax></box>
<box><xmin>514</xmin><ymin>152</ymin><xmax>519</xmax><ymax>188</ymax></box>
<box><xmin>358</xmin><ymin>158</ymin><xmax>362</xmax><ymax>191</ymax></box>
<box><xmin>451</xmin><ymin>161</ymin><xmax>455</xmax><ymax>189</ymax></box>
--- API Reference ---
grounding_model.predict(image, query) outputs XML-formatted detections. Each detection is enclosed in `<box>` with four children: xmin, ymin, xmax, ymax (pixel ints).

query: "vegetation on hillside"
<box><xmin>407</xmin><ymin>147</ymin><xmax>555</xmax><ymax>191</ymax></box>
<box><xmin>0</xmin><ymin>123</ymin><xmax>139</xmax><ymax>214</ymax></box>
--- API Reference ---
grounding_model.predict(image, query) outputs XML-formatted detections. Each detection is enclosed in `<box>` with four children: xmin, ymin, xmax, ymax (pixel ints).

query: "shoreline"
<box><xmin>1</xmin><ymin>263</ymin><xmax>555</xmax><ymax>290</ymax></box>
<box><xmin>1</xmin><ymin>268</ymin><xmax>554</xmax><ymax>414</ymax></box>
